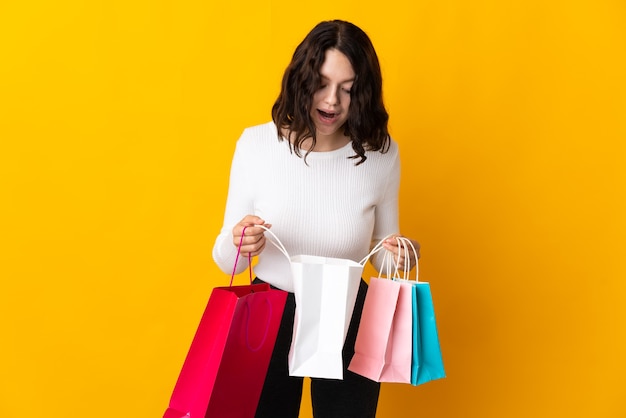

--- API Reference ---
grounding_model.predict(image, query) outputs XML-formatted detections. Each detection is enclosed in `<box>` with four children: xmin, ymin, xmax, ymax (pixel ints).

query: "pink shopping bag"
<box><xmin>347</xmin><ymin>278</ymin><xmax>413</xmax><ymax>383</ymax></box>
<box><xmin>348</xmin><ymin>238</ymin><xmax>416</xmax><ymax>383</ymax></box>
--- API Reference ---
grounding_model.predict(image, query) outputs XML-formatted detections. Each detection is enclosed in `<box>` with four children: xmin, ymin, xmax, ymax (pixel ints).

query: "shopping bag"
<box><xmin>411</xmin><ymin>281</ymin><xmax>446</xmax><ymax>386</ymax></box>
<box><xmin>349</xmin><ymin>237</ymin><xmax>445</xmax><ymax>386</ymax></box>
<box><xmin>365</xmin><ymin>236</ymin><xmax>446</xmax><ymax>386</ymax></box>
<box><xmin>260</xmin><ymin>226</ymin><xmax>386</xmax><ymax>379</ymax></box>
<box><xmin>288</xmin><ymin>254</ymin><xmax>364</xmax><ymax>379</ymax></box>
<box><xmin>163</xmin><ymin>229</ymin><xmax>288</xmax><ymax>418</ymax></box>
<box><xmin>375</xmin><ymin>236</ymin><xmax>447</xmax><ymax>386</ymax></box>
<box><xmin>348</xmin><ymin>244</ymin><xmax>414</xmax><ymax>383</ymax></box>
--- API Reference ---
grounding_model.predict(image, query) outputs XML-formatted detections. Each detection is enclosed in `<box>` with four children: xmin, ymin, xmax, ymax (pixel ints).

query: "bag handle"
<box><xmin>251</xmin><ymin>226</ymin><xmax>418</xmax><ymax>282</ymax></box>
<box><xmin>358</xmin><ymin>234</ymin><xmax>397</xmax><ymax>266</ymax></box>
<box><xmin>371</xmin><ymin>236</ymin><xmax>420</xmax><ymax>282</ymax></box>
<box><xmin>230</xmin><ymin>226</ymin><xmax>253</xmax><ymax>287</ymax></box>
<box><xmin>260</xmin><ymin>226</ymin><xmax>395</xmax><ymax>268</ymax></box>
<box><xmin>394</xmin><ymin>236</ymin><xmax>420</xmax><ymax>282</ymax></box>
<box><xmin>377</xmin><ymin>247</ymin><xmax>396</xmax><ymax>279</ymax></box>
<box><xmin>255</xmin><ymin>224</ymin><xmax>291</xmax><ymax>260</ymax></box>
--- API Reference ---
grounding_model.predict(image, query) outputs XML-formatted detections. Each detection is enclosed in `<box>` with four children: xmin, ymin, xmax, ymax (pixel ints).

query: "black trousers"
<box><xmin>253</xmin><ymin>278</ymin><xmax>380</xmax><ymax>418</ymax></box>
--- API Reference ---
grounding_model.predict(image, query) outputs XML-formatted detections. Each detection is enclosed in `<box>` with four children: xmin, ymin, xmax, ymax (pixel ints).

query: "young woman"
<box><xmin>212</xmin><ymin>19</ymin><xmax>420</xmax><ymax>418</ymax></box>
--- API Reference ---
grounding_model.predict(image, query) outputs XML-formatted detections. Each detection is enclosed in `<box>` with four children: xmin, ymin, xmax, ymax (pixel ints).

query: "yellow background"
<box><xmin>1</xmin><ymin>0</ymin><xmax>625</xmax><ymax>417</ymax></box>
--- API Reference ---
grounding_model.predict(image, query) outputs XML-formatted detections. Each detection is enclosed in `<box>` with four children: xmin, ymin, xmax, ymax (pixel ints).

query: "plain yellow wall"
<box><xmin>1</xmin><ymin>1</ymin><xmax>625</xmax><ymax>417</ymax></box>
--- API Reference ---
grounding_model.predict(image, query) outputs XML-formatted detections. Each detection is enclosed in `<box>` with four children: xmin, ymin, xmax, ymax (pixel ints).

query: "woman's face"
<box><xmin>310</xmin><ymin>48</ymin><xmax>355</xmax><ymax>144</ymax></box>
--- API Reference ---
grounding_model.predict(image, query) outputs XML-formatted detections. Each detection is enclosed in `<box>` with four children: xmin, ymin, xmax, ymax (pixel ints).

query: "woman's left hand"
<box><xmin>382</xmin><ymin>235</ymin><xmax>421</xmax><ymax>271</ymax></box>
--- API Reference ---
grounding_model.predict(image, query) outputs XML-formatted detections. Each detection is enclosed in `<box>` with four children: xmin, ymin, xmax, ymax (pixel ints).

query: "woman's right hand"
<box><xmin>232</xmin><ymin>215</ymin><xmax>272</xmax><ymax>257</ymax></box>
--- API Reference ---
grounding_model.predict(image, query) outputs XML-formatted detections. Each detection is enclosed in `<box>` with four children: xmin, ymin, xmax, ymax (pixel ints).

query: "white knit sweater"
<box><xmin>212</xmin><ymin>121</ymin><xmax>401</xmax><ymax>292</ymax></box>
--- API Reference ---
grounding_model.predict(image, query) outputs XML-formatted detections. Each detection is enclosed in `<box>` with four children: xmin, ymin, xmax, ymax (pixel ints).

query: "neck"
<box><xmin>304</xmin><ymin>132</ymin><xmax>351</xmax><ymax>152</ymax></box>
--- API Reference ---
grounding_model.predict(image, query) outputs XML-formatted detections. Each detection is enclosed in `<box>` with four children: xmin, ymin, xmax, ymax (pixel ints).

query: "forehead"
<box><xmin>319</xmin><ymin>48</ymin><xmax>355</xmax><ymax>81</ymax></box>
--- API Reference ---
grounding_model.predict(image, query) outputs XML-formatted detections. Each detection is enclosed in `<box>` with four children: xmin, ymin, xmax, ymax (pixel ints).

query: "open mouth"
<box><xmin>318</xmin><ymin>109</ymin><xmax>339</xmax><ymax>120</ymax></box>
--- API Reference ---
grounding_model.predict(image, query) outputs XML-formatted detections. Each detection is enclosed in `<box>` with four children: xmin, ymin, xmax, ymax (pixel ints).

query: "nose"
<box><xmin>324</xmin><ymin>85</ymin><xmax>340</xmax><ymax>106</ymax></box>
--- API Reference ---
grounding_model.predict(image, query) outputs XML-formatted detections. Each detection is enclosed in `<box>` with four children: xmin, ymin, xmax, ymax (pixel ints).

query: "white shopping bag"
<box><xmin>288</xmin><ymin>254</ymin><xmax>364</xmax><ymax>379</ymax></box>
<box><xmin>261</xmin><ymin>226</ymin><xmax>389</xmax><ymax>380</ymax></box>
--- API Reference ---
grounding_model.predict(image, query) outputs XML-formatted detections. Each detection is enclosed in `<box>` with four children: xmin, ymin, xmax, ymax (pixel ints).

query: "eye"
<box><xmin>342</xmin><ymin>88</ymin><xmax>351</xmax><ymax>94</ymax></box>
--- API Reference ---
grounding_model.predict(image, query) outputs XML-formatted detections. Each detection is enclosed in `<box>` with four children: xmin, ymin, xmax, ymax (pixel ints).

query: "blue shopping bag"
<box><xmin>411</xmin><ymin>282</ymin><xmax>446</xmax><ymax>385</ymax></box>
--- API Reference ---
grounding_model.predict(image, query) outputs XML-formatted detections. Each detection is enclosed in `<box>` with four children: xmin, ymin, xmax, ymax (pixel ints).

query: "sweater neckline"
<box><xmin>298</xmin><ymin>140</ymin><xmax>353</xmax><ymax>160</ymax></box>
<box><xmin>269</xmin><ymin>122</ymin><xmax>354</xmax><ymax>160</ymax></box>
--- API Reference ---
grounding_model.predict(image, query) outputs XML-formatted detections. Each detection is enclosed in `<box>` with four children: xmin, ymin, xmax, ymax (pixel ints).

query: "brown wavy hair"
<box><xmin>272</xmin><ymin>20</ymin><xmax>390</xmax><ymax>165</ymax></box>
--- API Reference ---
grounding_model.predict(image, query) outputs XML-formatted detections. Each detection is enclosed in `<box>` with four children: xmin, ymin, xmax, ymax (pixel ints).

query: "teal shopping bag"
<box><xmin>411</xmin><ymin>282</ymin><xmax>446</xmax><ymax>385</ymax></box>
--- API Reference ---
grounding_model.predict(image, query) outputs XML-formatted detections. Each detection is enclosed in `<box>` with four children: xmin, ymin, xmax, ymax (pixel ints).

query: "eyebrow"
<box><xmin>320</xmin><ymin>75</ymin><xmax>355</xmax><ymax>84</ymax></box>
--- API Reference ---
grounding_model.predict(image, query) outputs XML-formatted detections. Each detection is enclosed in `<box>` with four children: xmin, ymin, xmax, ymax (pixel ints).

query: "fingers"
<box><xmin>232</xmin><ymin>216</ymin><xmax>271</xmax><ymax>257</ymax></box>
<box><xmin>382</xmin><ymin>235</ymin><xmax>421</xmax><ymax>271</ymax></box>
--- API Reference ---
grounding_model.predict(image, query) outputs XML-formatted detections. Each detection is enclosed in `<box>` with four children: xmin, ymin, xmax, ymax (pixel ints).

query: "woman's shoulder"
<box><xmin>387</xmin><ymin>137</ymin><xmax>399</xmax><ymax>156</ymax></box>
<box><xmin>366</xmin><ymin>136</ymin><xmax>399</xmax><ymax>163</ymax></box>
<box><xmin>234</xmin><ymin>121</ymin><xmax>282</xmax><ymax>153</ymax></box>
<box><xmin>240</xmin><ymin>121</ymin><xmax>279</xmax><ymax>143</ymax></box>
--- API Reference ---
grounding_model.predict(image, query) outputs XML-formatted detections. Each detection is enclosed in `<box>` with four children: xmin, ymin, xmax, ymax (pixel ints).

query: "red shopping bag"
<box><xmin>164</xmin><ymin>230</ymin><xmax>287</xmax><ymax>418</ymax></box>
